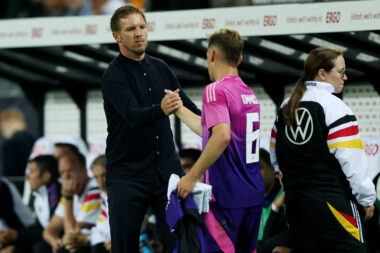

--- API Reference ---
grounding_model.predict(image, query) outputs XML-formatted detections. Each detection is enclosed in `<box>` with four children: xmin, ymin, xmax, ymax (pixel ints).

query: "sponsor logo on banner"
<box><xmin>147</xmin><ymin>21</ymin><xmax>156</xmax><ymax>32</ymax></box>
<box><xmin>285</xmin><ymin>108</ymin><xmax>313</xmax><ymax>145</ymax></box>
<box><xmin>263</xmin><ymin>15</ymin><xmax>277</xmax><ymax>27</ymax></box>
<box><xmin>32</xmin><ymin>28</ymin><xmax>43</xmax><ymax>38</ymax></box>
<box><xmin>326</xmin><ymin>11</ymin><xmax>341</xmax><ymax>23</ymax></box>
<box><xmin>165</xmin><ymin>22</ymin><xmax>199</xmax><ymax>30</ymax></box>
<box><xmin>202</xmin><ymin>18</ymin><xmax>215</xmax><ymax>29</ymax></box>
<box><xmin>85</xmin><ymin>25</ymin><xmax>98</xmax><ymax>35</ymax></box>
<box><xmin>365</xmin><ymin>144</ymin><xmax>379</xmax><ymax>156</ymax></box>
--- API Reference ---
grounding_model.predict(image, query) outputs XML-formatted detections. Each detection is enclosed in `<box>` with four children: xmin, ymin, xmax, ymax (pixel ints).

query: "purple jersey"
<box><xmin>202</xmin><ymin>75</ymin><xmax>264</xmax><ymax>208</ymax></box>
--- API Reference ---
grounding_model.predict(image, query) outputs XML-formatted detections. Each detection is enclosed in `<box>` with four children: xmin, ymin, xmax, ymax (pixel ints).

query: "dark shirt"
<box><xmin>0</xmin><ymin>180</ymin><xmax>24</xmax><ymax>229</ymax></box>
<box><xmin>1</xmin><ymin>131</ymin><xmax>35</xmax><ymax>177</ymax></box>
<box><xmin>101</xmin><ymin>53</ymin><xmax>200</xmax><ymax>182</ymax></box>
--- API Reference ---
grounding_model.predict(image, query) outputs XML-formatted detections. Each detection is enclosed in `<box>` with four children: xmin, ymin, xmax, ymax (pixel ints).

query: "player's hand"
<box><xmin>0</xmin><ymin>229</ymin><xmax>17</xmax><ymax>245</ymax></box>
<box><xmin>61</xmin><ymin>177</ymin><xmax>78</xmax><ymax>197</ymax></box>
<box><xmin>272</xmin><ymin>246</ymin><xmax>292</xmax><ymax>253</ymax></box>
<box><xmin>273</xmin><ymin>192</ymin><xmax>285</xmax><ymax>208</ymax></box>
<box><xmin>104</xmin><ymin>240</ymin><xmax>111</xmax><ymax>252</ymax></box>
<box><xmin>63</xmin><ymin>229</ymin><xmax>87</xmax><ymax>253</ymax></box>
<box><xmin>161</xmin><ymin>89</ymin><xmax>182</xmax><ymax>115</ymax></box>
<box><xmin>177</xmin><ymin>172</ymin><xmax>198</xmax><ymax>199</ymax></box>
<box><xmin>51</xmin><ymin>238</ymin><xmax>63</xmax><ymax>253</ymax></box>
<box><xmin>363</xmin><ymin>205</ymin><xmax>375</xmax><ymax>223</ymax></box>
<box><xmin>0</xmin><ymin>245</ymin><xmax>15</xmax><ymax>253</ymax></box>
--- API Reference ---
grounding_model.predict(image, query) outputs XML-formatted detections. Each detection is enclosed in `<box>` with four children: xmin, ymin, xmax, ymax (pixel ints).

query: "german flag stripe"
<box><xmin>337</xmin><ymin>210</ymin><xmax>357</xmax><ymax>228</ymax></box>
<box><xmin>327</xmin><ymin>202</ymin><xmax>360</xmax><ymax>241</ymax></box>
<box><xmin>328</xmin><ymin>139</ymin><xmax>363</xmax><ymax>150</ymax></box>
<box><xmin>101</xmin><ymin>209</ymin><xmax>108</xmax><ymax>218</ymax></box>
<box><xmin>83</xmin><ymin>193</ymin><xmax>101</xmax><ymax>203</ymax></box>
<box><xmin>271</xmin><ymin>128</ymin><xmax>277</xmax><ymax>138</ymax></box>
<box><xmin>328</xmin><ymin>125</ymin><xmax>359</xmax><ymax>140</ymax></box>
<box><xmin>329</xmin><ymin>115</ymin><xmax>357</xmax><ymax>130</ymax></box>
<box><xmin>81</xmin><ymin>202</ymin><xmax>101</xmax><ymax>212</ymax></box>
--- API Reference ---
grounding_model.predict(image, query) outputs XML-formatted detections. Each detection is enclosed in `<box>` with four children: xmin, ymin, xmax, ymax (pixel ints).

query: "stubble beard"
<box><xmin>122</xmin><ymin>41</ymin><xmax>147</xmax><ymax>58</ymax></box>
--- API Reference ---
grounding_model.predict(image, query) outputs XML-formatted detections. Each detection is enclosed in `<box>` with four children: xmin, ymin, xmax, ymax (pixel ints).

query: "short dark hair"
<box><xmin>259</xmin><ymin>148</ymin><xmax>271</xmax><ymax>167</ymax></box>
<box><xmin>110</xmin><ymin>4</ymin><xmax>146</xmax><ymax>32</ymax></box>
<box><xmin>31</xmin><ymin>155</ymin><xmax>59</xmax><ymax>182</ymax></box>
<box><xmin>91</xmin><ymin>155</ymin><xmax>106</xmax><ymax>171</ymax></box>
<box><xmin>59</xmin><ymin>151</ymin><xmax>86</xmax><ymax>169</ymax></box>
<box><xmin>55</xmin><ymin>143</ymin><xmax>79</xmax><ymax>154</ymax></box>
<box><xmin>179</xmin><ymin>148</ymin><xmax>201</xmax><ymax>163</ymax></box>
<box><xmin>207</xmin><ymin>28</ymin><xmax>244</xmax><ymax>67</ymax></box>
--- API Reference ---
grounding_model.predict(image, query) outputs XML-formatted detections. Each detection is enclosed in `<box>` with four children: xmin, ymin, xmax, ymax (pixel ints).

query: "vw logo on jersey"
<box><xmin>285</xmin><ymin>107</ymin><xmax>313</xmax><ymax>145</ymax></box>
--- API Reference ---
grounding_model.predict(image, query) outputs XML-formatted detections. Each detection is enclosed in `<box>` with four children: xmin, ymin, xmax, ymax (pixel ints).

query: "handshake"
<box><xmin>160</xmin><ymin>89</ymin><xmax>183</xmax><ymax>116</ymax></box>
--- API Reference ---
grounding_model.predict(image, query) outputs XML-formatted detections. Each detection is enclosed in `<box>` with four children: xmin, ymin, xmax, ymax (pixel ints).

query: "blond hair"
<box><xmin>207</xmin><ymin>28</ymin><xmax>244</xmax><ymax>67</ymax></box>
<box><xmin>0</xmin><ymin>108</ymin><xmax>25</xmax><ymax>124</ymax></box>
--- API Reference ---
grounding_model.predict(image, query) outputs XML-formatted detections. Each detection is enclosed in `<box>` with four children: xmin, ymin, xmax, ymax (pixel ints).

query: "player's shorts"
<box><xmin>285</xmin><ymin>193</ymin><xmax>366</xmax><ymax>253</ymax></box>
<box><xmin>203</xmin><ymin>200</ymin><xmax>262</xmax><ymax>253</ymax></box>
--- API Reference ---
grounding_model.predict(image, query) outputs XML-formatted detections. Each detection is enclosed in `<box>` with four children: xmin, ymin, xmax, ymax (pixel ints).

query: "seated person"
<box><xmin>178</xmin><ymin>148</ymin><xmax>201</xmax><ymax>174</ymax></box>
<box><xmin>43</xmin><ymin>152</ymin><xmax>102</xmax><ymax>253</ymax></box>
<box><xmin>53</xmin><ymin>143</ymin><xmax>79</xmax><ymax>159</ymax></box>
<box><xmin>0</xmin><ymin>155</ymin><xmax>60</xmax><ymax>253</ymax></box>
<box><xmin>0</xmin><ymin>107</ymin><xmax>35</xmax><ymax>177</ymax></box>
<box><xmin>257</xmin><ymin>149</ymin><xmax>291</xmax><ymax>253</ymax></box>
<box><xmin>64</xmin><ymin>155</ymin><xmax>110</xmax><ymax>253</ymax></box>
<box><xmin>0</xmin><ymin>177</ymin><xmax>34</xmax><ymax>252</ymax></box>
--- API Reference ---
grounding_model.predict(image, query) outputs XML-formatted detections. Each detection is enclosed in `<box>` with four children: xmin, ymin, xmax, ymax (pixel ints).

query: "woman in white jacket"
<box><xmin>270</xmin><ymin>47</ymin><xmax>375</xmax><ymax>253</ymax></box>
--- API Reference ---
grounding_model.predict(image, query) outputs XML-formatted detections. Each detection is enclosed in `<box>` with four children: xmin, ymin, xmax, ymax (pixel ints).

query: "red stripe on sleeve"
<box><xmin>327</xmin><ymin>125</ymin><xmax>358</xmax><ymax>140</ymax></box>
<box><xmin>83</xmin><ymin>193</ymin><xmax>101</xmax><ymax>203</ymax></box>
<box><xmin>271</xmin><ymin>128</ymin><xmax>277</xmax><ymax>138</ymax></box>
<box><xmin>101</xmin><ymin>209</ymin><xmax>108</xmax><ymax>218</ymax></box>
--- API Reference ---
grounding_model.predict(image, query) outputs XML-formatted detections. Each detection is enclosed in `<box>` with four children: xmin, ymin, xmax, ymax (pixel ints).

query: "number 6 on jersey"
<box><xmin>246</xmin><ymin>112</ymin><xmax>260</xmax><ymax>164</ymax></box>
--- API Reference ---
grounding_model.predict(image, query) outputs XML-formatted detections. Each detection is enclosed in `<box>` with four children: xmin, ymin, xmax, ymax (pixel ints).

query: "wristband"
<box><xmin>62</xmin><ymin>194</ymin><xmax>73</xmax><ymax>200</ymax></box>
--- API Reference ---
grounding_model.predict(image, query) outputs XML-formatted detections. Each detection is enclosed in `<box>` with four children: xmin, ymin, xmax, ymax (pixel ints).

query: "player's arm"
<box><xmin>164</xmin><ymin>89</ymin><xmax>202</xmax><ymax>136</ymax></box>
<box><xmin>326</xmin><ymin>99</ymin><xmax>375</xmax><ymax>221</ymax></box>
<box><xmin>63</xmin><ymin>197</ymin><xmax>94</xmax><ymax>232</ymax></box>
<box><xmin>177</xmin><ymin>123</ymin><xmax>230</xmax><ymax>199</ymax></box>
<box><xmin>175</xmin><ymin>106</ymin><xmax>202</xmax><ymax>137</ymax></box>
<box><xmin>43</xmin><ymin>214</ymin><xmax>64</xmax><ymax>252</ymax></box>
<box><xmin>63</xmin><ymin>197</ymin><xmax>75</xmax><ymax>232</ymax></box>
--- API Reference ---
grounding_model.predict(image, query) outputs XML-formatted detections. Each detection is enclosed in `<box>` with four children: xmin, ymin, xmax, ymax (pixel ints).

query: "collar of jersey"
<box><xmin>304</xmin><ymin>81</ymin><xmax>335</xmax><ymax>93</ymax></box>
<box><xmin>215</xmin><ymin>75</ymin><xmax>240</xmax><ymax>83</ymax></box>
<box><xmin>119</xmin><ymin>53</ymin><xmax>151</xmax><ymax>65</ymax></box>
<box><xmin>33</xmin><ymin>185</ymin><xmax>48</xmax><ymax>197</ymax></box>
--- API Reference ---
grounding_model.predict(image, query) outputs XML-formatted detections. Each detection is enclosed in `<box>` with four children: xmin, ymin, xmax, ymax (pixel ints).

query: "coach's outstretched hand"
<box><xmin>161</xmin><ymin>89</ymin><xmax>182</xmax><ymax>115</ymax></box>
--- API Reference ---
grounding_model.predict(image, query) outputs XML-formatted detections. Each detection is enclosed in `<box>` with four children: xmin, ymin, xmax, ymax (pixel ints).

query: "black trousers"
<box><xmin>286</xmin><ymin>193</ymin><xmax>366</xmax><ymax>253</ymax></box>
<box><xmin>107</xmin><ymin>169</ymin><xmax>175</xmax><ymax>253</ymax></box>
<box><xmin>91</xmin><ymin>243</ymin><xmax>108</xmax><ymax>253</ymax></box>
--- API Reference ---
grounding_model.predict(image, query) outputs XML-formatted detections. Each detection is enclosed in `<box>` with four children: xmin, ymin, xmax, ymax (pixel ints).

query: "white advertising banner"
<box><xmin>0</xmin><ymin>0</ymin><xmax>379</xmax><ymax>48</ymax></box>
